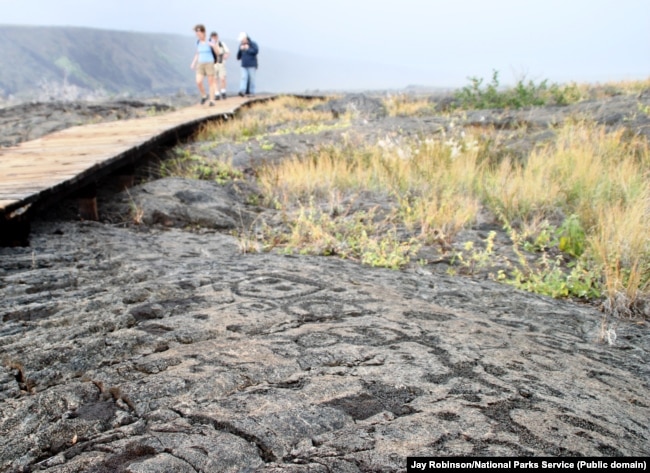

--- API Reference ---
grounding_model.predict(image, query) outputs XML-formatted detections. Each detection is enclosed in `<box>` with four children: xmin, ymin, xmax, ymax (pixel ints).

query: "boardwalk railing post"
<box><xmin>75</xmin><ymin>184</ymin><xmax>99</xmax><ymax>221</ymax></box>
<box><xmin>117</xmin><ymin>164</ymin><xmax>136</xmax><ymax>190</ymax></box>
<box><xmin>0</xmin><ymin>213</ymin><xmax>31</xmax><ymax>247</ymax></box>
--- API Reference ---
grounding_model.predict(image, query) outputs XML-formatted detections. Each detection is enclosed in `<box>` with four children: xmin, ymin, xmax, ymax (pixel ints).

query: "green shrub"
<box><xmin>455</xmin><ymin>70</ymin><xmax>583</xmax><ymax>110</ymax></box>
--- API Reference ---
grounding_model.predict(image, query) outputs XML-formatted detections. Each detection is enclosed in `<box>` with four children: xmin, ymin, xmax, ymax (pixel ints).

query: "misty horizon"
<box><xmin>0</xmin><ymin>0</ymin><xmax>647</xmax><ymax>92</ymax></box>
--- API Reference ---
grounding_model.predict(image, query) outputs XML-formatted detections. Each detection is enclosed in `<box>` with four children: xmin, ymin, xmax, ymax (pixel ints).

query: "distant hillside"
<box><xmin>0</xmin><ymin>25</ymin><xmax>202</xmax><ymax>98</ymax></box>
<box><xmin>0</xmin><ymin>25</ymin><xmax>445</xmax><ymax>100</ymax></box>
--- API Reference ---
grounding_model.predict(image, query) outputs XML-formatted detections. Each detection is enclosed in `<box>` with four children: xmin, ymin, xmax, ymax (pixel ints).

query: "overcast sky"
<box><xmin>1</xmin><ymin>0</ymin><xmax>648</xmax><ymax>86</ymax></box>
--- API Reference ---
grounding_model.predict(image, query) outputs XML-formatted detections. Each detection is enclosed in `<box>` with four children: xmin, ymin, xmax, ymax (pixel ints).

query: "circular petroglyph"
<box><xmin>233</xmin><ymin>274</ymin><xmax>322</xmax><ymax>300</ymax></box>
<box><xmin>403</xmin><ymin>310</ymin><xmax>456</xmax><ymax>322</ymax></box>
<box><xmin>237</xmin><ymin>301</ymin><xmax>279</xmax><ymax>313</ymax></box>
<box><xmin>286</xmin><ymin>298</ymin><xmax>371</xmax><ymax>322</ymax></box>
<box><xmin>296</xmin><ymin>332</ymin><xmax>341</xmax><ymax>347</ymax></box>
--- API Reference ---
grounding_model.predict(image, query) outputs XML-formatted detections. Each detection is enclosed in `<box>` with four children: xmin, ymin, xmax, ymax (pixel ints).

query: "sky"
<box><xmin>1</xmin><ymin>0</ymin><xmax>649</xmax><ymax>87</ymax></box>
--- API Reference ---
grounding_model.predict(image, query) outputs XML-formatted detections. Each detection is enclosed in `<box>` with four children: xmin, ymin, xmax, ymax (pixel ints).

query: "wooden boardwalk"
<box><xmin>0</xmin><ymin>95</ymin><xmax>271</xmax><ymax>222</ymax></box>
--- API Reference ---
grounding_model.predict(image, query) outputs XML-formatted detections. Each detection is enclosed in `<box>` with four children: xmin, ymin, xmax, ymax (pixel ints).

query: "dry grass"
<box><xmin>587</xmin><ymin>78</ymin><xmax>650</xmax><ymax>99</ymax></box>
<box><xmin>481</xmin><ymin>122</ymin><xmax>649</xmax><ymax>313</ymax></box>
<box><xmin>383</xmin><ymin>94</ymin><xmax>435</xmax><ymax>117</ymax></box>
<box><xmin>258</xmin><ymin>132</ymin><xmax>483</xmax><ymax>244</ymax></box>
<box><xmin>195</xmin><ymin>96</ymin><xmax>335</xmax><ymax>142</ymax></box>
<box><xmin>482</xmin><ymin>123</ymin><xmax>649</xmax><ymax>226</ymax></box>
<box><xmin>591</xmin><ymin>193</ymin><xmax>650</xmax><ymax>316</ymax></box>
<box><xmin>551</xmin><ymin>78</ymin><xmax>650</xmax><ymax>104</ymax></box>
<box><xmin>256</xmin><ymin>119</ymin><xmax>649</xmax><ymax>314</ymax></box>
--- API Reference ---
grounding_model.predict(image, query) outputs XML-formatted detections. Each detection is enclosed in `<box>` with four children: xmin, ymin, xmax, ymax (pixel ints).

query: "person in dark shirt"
<box><xmin>236</xmin><ymin>32</ymin><xmax>259</xmax><ymax>97</ymax></box>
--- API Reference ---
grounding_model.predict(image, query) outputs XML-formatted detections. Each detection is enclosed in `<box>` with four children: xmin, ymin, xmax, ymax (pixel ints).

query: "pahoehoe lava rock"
<box><xmin>1</xmin><ymin>93</ymin><xmax>649</xmax><ymax>472</ymax></box>
<box><xmin>316</xmin><ymin>93</ymin><xmax>388</xmax><ymax>121</ymax></box>
<box><xmin>102</xmin><ymin>177</ymin><xmax>258</xmax><ymax>230</ymax></box>
<box><xmin>0</xmin><ymin>219</ymin><xmax>648</xmax><ymax>472</ymax></box>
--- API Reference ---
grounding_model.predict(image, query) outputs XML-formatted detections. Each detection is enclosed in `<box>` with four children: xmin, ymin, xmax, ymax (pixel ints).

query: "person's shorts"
<box><xmin>196</xmin><ymin>62</ymin><xmax>215</xmax><ymax>77</ymax></box>
<box><xmin>214</xmin><ymin>63</ymin><xmax>227</xmax><ymax>79</ymax></box>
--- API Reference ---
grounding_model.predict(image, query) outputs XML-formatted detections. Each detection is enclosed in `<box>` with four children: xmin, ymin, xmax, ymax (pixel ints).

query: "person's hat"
<box><xmin>238</xmin><ymin>32</ymin><xmax>247</xmax><ymax>42</ymax></box>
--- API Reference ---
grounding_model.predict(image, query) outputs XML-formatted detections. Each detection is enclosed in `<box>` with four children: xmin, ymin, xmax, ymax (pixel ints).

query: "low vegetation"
<box><xmin>175</xmin><ymin>85</ymin><xmax>649</xmax><ymax>317</ymax></box>
<box><xmin>383</xmin><ymin>94</ymin><xmax>435</xmax><ymax>117</ymax></box>
<box><xmin>454</xmin><ymin>70</ymin><xmax>585</xmax><ymax>109</ymax></box>
<box><xmin>252</xmin><ymin>113</ymin><xmax>649</xmax><ymax>317</ymax></box>
<box><xmin>159</xmin><ymin>148</ymin><xmax>243</xmax><ymax>184</ymax></box>
<box><xmin>195</xmin><ymin>96</ymin><xmax>346</xmax><ymax>143</ymax></box>
<box><xmin>454</xmin><ymin>71</ymin><xmax>650</xmax><ymax>110</ymax></box>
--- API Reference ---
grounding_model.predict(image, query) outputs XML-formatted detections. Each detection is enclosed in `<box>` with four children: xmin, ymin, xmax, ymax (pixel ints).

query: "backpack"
<box><xmin>212</xmin><ymin>41</ymin><xmax>224</xmax><ymax>64</ymax></box>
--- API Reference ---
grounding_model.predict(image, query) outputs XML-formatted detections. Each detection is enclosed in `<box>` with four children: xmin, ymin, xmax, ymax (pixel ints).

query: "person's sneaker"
<box><xmin>200</xmin><ymin>96</ymin><xmax>208</xmax><ymax>105</ymax></box>
<box><xmin>221</xmin><ymin>92</ymin><xmax>227</xmax><ymax>100</ymax></box>
<box><xmin>238</xmin><ymin>92</ymin><xmax>245</xmax><ymax>97</ymax></box>
<box><xmin>209</xmin><ymin>101</ymin><xmax>215</xmax><ymax>107</ymax></box>
<box><xmin>214</xmin><ymin>94</ymin><xmax>221</xmax><ymax>101</ymax></box>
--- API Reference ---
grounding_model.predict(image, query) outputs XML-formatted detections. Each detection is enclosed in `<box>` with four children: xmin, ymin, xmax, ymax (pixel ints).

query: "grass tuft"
<box><xmin>159</xmin><ymin>148</ymin><xmax>243</xmax><ymax>184</ymax></box>
<box><xmin>195</xmin><ymin>96</ymin><xmax>337</xmax><ymax>143</ymax></box>
<box><xmin>383</xmin><ymin>94</ymin><xmax>435</xmax><ymax>117</ymax></box>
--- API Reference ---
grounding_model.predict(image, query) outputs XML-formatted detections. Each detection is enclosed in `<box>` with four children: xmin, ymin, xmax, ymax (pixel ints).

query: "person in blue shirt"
<box><xmin>236</xmin><ymin>32</ymin><xmax>259</xmax><ymax>97</ymax></box>
<box><xmin>190</xmin><ymin>24</ymin><xmax>218</xmax><ymax>106</ymax></box>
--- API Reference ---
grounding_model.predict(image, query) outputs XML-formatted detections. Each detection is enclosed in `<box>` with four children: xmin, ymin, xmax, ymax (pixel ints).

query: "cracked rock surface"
<box><xmin>1</xmin><ymin>93</ymin><xmax>650</xmax><ymax>471</ymax></box>
<box><xmin>1</xmin><ymin>218</ymin><xmax>648</xmax><ymax>472</ymax></box>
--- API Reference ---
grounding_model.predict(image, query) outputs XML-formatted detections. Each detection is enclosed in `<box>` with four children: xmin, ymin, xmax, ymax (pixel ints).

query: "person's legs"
<box><xmin>208</xmin><ymin>74</ymin><xmax>217</xmax><ymax>104</ymax></box>
<box><xmin>239</xmin><ymin>67</ymin><xmax>249</xmax><ymax>96</ymax></box>
<box><xmin>246</xmin><ymin>67</ymin><xmax>256</xmax><ymax>96</ymax></box>
<box><xmin>197</xmin><ymin>63</ymin><xmax>216</xmax><ymax>105</ymax></box>
<box><xmin>196</xmin><ymin>73</ymin><xmax>206</xmax><ymax>98</ymax></box>
<box><xmin>215</xmin><ymin>64</ymin><xmax>227</xmax><ymax>99</ymax></box>
<box><xmin>213</xmin><ymin>65</ymin><xmax>221</xmax><ymax>100</ymax></box>
<box><xmin>220</xmin><ymin>67</ymin><xmax>227</xmax><ymax>98</ymax></box>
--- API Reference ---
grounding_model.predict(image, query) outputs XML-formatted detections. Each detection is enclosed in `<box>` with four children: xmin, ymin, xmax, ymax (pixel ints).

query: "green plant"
<box><xmin>638</xmin><ymin>102</ymin><xmax>650</xmax><ymax>117</ymax></box>
<box><xmin>518</xmin><ymin>215</ymin><xmax>586</xmax><ymax>258</ymax></box>
<box><xmin>454</xmin><ymin>70</ymin><xmax>583</xmax><ymax>110</ymax></box>
<box><xmin>556</xmin><ymin>214</ymin><xmax>586</xmax><ymax>257</ymax></box>
<box><xmin>498</xmin><ymin>225</ymin><xmax>602</xmax><ymax>299</ymax></box>
<box><xmin>501</xmin><ymin>255</ymin><xmax>602</xmax><ymax>299</ymax></box>
<box><xmin>449</xmin><ymin>231</ymin><xmax>497</xmax><ymax>275</ymax></box>
<box><xmin>259</xmin><ymin>139</ymin><xmax>275</xmax><ymax>151</ymax></box>
<box><xmin>257</xmin><ymin>202</ymin><xmax>419</xmax><ymax>269</ymax></box>
<box><xmin>550</xmin><ymin>82</ymin><xmax>584</xmax><ymax>106</ymax></box>
<box><xmin>359</xmin><ymin>232</ymin><xmax>418</xmax><ymax>269</ymax></box>
<box><xmin>509</xmin><ymin>76</ymin><xmax>549</xmax><ymax>108</ymax></box>
<box><xmin>455</xmin><ymin>70</ymin><xmax>504</xmax><ymax>109</ymax></box>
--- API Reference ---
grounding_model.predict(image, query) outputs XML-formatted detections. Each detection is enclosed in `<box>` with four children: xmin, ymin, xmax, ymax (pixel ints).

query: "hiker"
<box><xmin>236</xmin><ymin>32</ymin><xmax>259</xmax><ymax>97</ymax></box>
<box><xmin>210</xmin><ymin>32</ymin><xmax>230</xmax><ymax>100</ymax></box>
<box><xmin>190</xmin><ymin>24</ymin><xmax>218</xmax><ymax>106</ymax></box>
